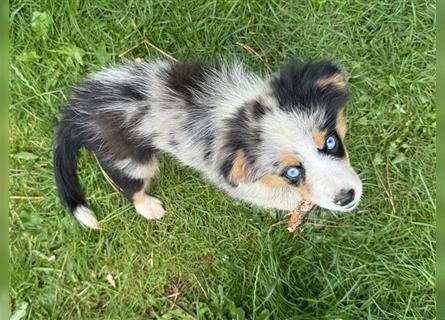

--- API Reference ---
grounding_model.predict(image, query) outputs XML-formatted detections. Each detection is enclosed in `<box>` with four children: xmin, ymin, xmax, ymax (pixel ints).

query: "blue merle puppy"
<box><xmin>54</xmin><ymin>60</ymin><xmax>362</xmax><ymax>228</ymax></box>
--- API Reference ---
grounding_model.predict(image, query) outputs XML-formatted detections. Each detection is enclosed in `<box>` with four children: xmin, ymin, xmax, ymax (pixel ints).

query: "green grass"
<box><xmin>9</xmin><ymin>0</ymin><xmax>436</xmax><ymax>318</ymax></box>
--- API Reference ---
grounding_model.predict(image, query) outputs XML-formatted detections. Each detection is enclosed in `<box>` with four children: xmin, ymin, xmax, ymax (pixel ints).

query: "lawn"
<box><xmin>9</xmin><ymin>1</ymin><xmax>436</xmax><ymax>319</ymax></box>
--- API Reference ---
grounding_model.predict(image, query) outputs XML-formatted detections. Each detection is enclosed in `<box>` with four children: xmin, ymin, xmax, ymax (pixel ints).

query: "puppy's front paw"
<box><xmin>135</xmin><ymin>195</ymin><xmax>166</xmax><ymax>220</ymax></box>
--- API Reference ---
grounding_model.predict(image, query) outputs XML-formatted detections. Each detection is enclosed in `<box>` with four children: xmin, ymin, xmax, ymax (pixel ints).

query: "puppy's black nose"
<box><xmin>334</xmin><ymin>189</ymin><xmax>355</xmax><ymax>206</ymax></box>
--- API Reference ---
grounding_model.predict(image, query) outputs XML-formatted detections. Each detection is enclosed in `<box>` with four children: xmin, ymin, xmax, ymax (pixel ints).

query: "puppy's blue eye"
<box><xmin>286</xmin><ymin>167</ymin><xmax>301</xmax><ymax>178</ymax></box>
<box><xmin>326</xmin><ymin>135</ymin><xmax>337</xmax><ymax>150</ymax></box>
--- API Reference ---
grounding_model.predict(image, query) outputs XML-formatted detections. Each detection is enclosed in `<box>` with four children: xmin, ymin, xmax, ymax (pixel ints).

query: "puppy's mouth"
<box><xmin>306</xmin><ymin>194</ymin><xmax>361</xmax><ymax>213</ymax></box>
<box><xmin>336</xmin><ymin>200</ymin><xmax>360</xmax><ymax>212</ymax></box>
<box><xmin>309</xmin><ymin>185</ymin><xmax>362</xmax><ymax>212</ymax></box>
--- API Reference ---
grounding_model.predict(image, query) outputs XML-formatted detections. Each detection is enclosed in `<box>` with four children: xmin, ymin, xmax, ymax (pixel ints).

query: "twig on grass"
<box><xmin>93</xmin><ymin>154</ymin><xmax>123</xmax><ymax>193</ymax></box>
<box><xmin>10</xmin><ymin>195</ymin><xmax>43</xmax><ymax>200</ymax></box>
<box><xmin>269</xmin><ymin>219</ymin><xmax>346</xmax><ymax>229</ymax></box>
<box><xmin>119</xmin><ymin>39</ymin><xmax>179</xmax><ymax>62</ymax></box>
<box><xmin>236</xmin><ymin>42</ymin><xmax>272</xmax><ymax>72</ymax></box>
<box><xmin>142</xmin><ymin>39</ymin><xmax>178</xmax><ymax>62</ymax></box>
<box><xmin>386</xmin><ymin>157</ymin><xmax>396</xmax><ymax>213</ymax></box>
<box><xmin>236</xmin><ymin>42</ymin><xmax>262</xmax><ymax>60</ymax></box>
<box><xmin>118</xmin><ymin>43</ymin><xmax>141</xmax><ymax>58</ymax></box>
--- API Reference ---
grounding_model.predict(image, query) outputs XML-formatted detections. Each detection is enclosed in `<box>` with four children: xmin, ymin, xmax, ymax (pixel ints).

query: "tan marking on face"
<box><xmin>316</xmin><ymin>73</ymin><xmax>346</xmax><ymax>90</ymax></box>
<box><xmin>343</xmin><ymin>148</ymin><xmax>350</xmax><ymax>163</ymax></box>
<box><xmin>335</xmin><ymin>110</ymin><xmax>350</xmax><ymax>162</ymax></box>
<box><xmin>312</xmin><ymin>129</ymin><xmax>326</xmax><ymax>149</ymax></box>
<box><xmin>336</xmin><ymin>110</ymin><xmax>347</xmax><ymax>139</ymax></box>
<box><xmin>279</xmin><ymin>152</ymin><xmax>301</xmax><ymax>167</ymax></box>
<box><xmin>260</xmin><ymin>175</ymin><xmax>288</xmax><ymax>188</ymax></box>
<box><xmin>261</xmin><ymin>153</ymin><xmax>300</xmax><ymax>188</ymax></box>
<box><xmin>293</xmin><ymin>183</ymin><xmax>312</xmax><ymax>200</ymax></box>
<box><xmin>230</xmin><ymin>150</ymin><xmax>249</xmax><ymax>182</ymax></box>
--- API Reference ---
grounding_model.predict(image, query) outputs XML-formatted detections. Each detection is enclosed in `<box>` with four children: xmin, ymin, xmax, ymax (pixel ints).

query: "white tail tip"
<box><xmin>73</xmin><ymin>205</ymin><xmax>100</xmax><ymax>229</ymax></box>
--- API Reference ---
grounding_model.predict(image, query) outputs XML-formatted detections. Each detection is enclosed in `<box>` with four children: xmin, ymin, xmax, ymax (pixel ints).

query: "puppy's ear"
<box><xmin>315</xmin><ymin>66</ymin><xmax>349</xmax><ymax>113</ymax></box>
<box><xmin>315</xmin><ymin>69</ymin><xmax>347</xmax><ymax>91</ymax></box>
<box><xmin>272</xmin><ymin>60</ymin><xmax>349</xmax><ymax>111</ymax></box>
<box><xmin>279</xmin><ymin>59</ymin><xmax>348</xmax><ymax>90</ymax></box>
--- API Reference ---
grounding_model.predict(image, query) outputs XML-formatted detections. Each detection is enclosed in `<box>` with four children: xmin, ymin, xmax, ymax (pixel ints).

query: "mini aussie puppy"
<box><xmin>54</xmin><ymin>59</ymin><xmax>362</xmax><ymax>228</ymax></box>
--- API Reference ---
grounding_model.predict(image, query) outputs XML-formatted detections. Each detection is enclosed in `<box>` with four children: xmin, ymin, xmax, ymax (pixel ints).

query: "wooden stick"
<box><xmin>118</xmin><ymin>43</ymin><xmax>141</xmax><ymax>58</ymax></box>
<box><xmin>10</xmin><ymin>196</ymin><xmax>43</xmax><ymax>200</ymax></box>
<box><xmin>142</xmin><ymin>40</ymin><xmax>179</xmax><ymax>62</ymax></box>
<box><xmin>236</xmin><ymin>42</ymin><xmax>262</xmax><ymax>59</ymax></box>
<box><xmin>93</xmin><ymin>154</ymin><xmax>123</xmax><ymax>193</ymax></box>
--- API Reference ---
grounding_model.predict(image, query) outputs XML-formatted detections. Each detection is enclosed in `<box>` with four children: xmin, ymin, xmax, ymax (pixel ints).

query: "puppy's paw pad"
<box><xmin>135</xmin><ymin>196</ymin><xmax>165</xmax><ymax>220</ymax></box>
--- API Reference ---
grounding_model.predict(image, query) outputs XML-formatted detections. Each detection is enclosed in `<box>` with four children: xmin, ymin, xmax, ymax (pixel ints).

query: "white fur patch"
<box><xmin>73</xmin><ymin>205</ymin><xmax>99</xmax><ymax>229</ymax></box>
<box><xmin>135</xmin><ymin>195</ymin><xmax>165</xmax><ymax>220</ymax></box>
<box><xmin>113</xmin><ymin>158</ymin><xmax>156</xmax><ymax>180</ymax></box>
<box><xmin>224</xmin><ymin>180</ymin><xmax>302</xmax><ymax>211</ymax></box>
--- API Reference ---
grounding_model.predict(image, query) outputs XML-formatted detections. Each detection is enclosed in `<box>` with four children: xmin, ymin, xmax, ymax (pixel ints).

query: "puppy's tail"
<box><xmin>54</xmin><ymin>117</ymin><xmax>99</xmax><ymax>229</ymax></box>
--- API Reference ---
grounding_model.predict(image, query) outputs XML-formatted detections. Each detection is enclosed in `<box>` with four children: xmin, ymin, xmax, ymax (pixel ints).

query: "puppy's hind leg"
<box><xmin>132</xmin><ymin>159</ymin><xmax>165</xmax><ymax>220</ymax></box>
<box><xmin>99</xmin><ymin>156</ymin><xmax>165</xmax><ymax>220</ymax></box>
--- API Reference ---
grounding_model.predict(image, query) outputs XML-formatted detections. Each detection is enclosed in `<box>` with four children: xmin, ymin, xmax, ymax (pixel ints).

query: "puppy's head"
<box><xmin>222</xmin><ymin>60</ymin><xmax>362</xmax><ymax>211</ymax></box>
